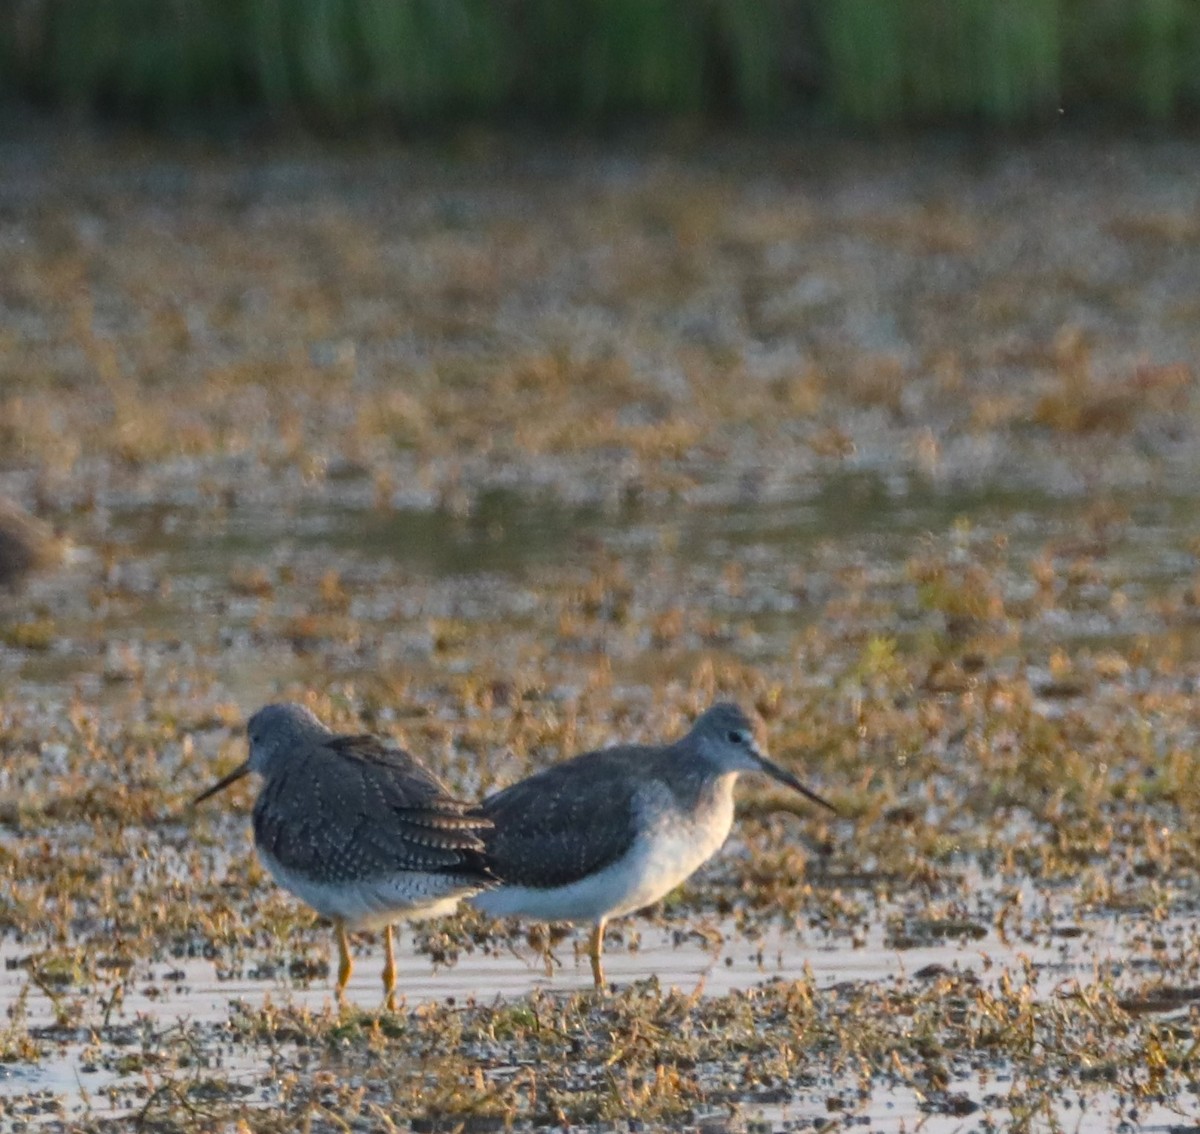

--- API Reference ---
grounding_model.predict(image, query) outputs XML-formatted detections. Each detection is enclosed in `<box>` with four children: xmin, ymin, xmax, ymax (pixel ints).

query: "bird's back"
<box><xmin>478</xmin><ymin>744</ymin><xmax>678</xmax><ymax>890</ymax></box>
<box><xmin>253</xmin><ymin>732</ymin><xmax>494</xmax><ymax>889</ymax></box>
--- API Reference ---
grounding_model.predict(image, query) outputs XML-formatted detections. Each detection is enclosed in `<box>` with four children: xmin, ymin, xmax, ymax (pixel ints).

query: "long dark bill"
<box><xmin>193</xmin><ymin>760</ymin><xmax>251</xmax><ymax>805</ymax></box>
<box><xmin>754</xmin><ymin>753</ymin><xmax>838</xmax><ymax>815</ymax></box>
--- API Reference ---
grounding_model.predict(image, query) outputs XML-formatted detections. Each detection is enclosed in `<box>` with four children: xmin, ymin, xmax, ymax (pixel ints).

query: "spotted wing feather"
<box><xmin>253</xmin><ymin>733</ymin><xmax>494</xmax><ymax>887</ymax></box>
<box><xmin>479</xmin><ymin>746</ymin><xmax>655</xmax><ymax>889</ymax></box>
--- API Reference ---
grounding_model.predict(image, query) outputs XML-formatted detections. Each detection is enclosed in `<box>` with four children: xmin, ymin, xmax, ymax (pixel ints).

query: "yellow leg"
<box><xmin>336</xmin><ymin>921</ymin><xmax>353</xmax><ymax>1004</ymax></box>
<box><xmin>382</xmin><ymin>924</ymin><xmax>398</xmax><ymax>1012</ymax></box>
<box><xmin>588</xmin><ymin>919</ymin><xmax>607</xmax><ymax>990</ymax></box>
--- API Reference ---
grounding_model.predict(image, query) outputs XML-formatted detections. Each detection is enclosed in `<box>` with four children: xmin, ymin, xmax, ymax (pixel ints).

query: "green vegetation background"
<box><xmin>3</xmin><ymin>0</ymin><xmax>1199</xmax><ymax>128</ymax></box>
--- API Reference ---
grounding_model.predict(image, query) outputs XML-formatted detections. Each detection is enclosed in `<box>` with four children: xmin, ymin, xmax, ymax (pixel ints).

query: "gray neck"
<box><xmin>661</xmin><ymin>745</ymin><xmax>738</xmax><ymax>812</ymax></box>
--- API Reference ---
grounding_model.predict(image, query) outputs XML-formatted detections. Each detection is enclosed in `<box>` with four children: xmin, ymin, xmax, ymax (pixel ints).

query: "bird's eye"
<box><xmin>727</xmin><ymin>729</ymin><xmax>746</xmax><ymax>744</ymax></box>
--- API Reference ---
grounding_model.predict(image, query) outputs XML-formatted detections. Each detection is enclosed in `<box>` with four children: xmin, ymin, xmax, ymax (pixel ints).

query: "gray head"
<box><xmin>245</xmin><ymin>703</ymin><xmax>331</xmax><ymax>776</ymax></box>
<box><xmin>684</xmin><ymin>702</ymin><xmax>837</xmax><ymax>814</ymax></box>
<box><xmin>193</xmin><ymin>701</ymin><xmax>332</xmax><ymax>805</ymax></box>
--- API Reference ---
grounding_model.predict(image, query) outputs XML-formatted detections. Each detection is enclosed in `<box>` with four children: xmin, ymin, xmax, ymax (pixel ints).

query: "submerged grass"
<box><xmin>35</xmin><ymin>969</ymin><xmax>1194</xmax><ymax>1129</ymax></box>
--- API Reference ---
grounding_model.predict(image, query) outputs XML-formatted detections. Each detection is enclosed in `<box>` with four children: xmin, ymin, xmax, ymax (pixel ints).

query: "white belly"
<box><xmin>258</xmin><ymin>847</ymin><xmax>477</xmax><ymax>930</ymax></box>
<box><xmin>473</xmin><ymin>780</ymin><xmax>735</xmax><ymax>924</ymax></box>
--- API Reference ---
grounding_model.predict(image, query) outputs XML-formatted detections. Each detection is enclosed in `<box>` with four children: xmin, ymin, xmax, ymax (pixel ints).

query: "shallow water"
<box><xmin>6</xmin><ymin>476</ymin><xmax>1200</xmax><ymax>1132</ymax></box>
<box><xmin>3</xmin><ymin>871</ymin><xmax>1196</xmax><ymax>1129</ymax></box>
<box><xmin>13</xmin><ymin>471</ymin><xmax>1200</xmax><ymax>702</ymax></box>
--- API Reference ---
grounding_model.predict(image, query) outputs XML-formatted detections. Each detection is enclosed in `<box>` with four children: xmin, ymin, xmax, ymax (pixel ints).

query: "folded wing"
<box><xmin>479</xmin><ymin>747</ymin><xmax>651</xmax><ymax>889</ymax></box>
<box><xmin>254</xmin><ymin>733</ymin><xmax>494</xmax><ymax>886</ymax></box>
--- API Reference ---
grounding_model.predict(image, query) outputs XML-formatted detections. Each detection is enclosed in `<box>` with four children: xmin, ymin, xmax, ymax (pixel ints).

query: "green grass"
<box><xmin>2</xmin><ymin>0</ymin><xmax>1199</xmax><ymax>128</ymax></box>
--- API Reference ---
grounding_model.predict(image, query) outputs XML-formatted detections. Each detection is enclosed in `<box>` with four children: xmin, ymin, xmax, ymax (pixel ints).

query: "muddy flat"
<box><xmin>1</xmin><ymin>130</ymin><xmax>1200</xmax><ymax>1132</ymax></box>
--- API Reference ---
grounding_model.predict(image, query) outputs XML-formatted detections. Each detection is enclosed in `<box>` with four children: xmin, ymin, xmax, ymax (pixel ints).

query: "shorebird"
<box><xmin>472</xmin><ymin>702</ymin><xmax>836</xmax><ymax>988</ymax></box>
<box><xmin>193</xmin><ymin>702</ymin><xmax>495</xmax><ymax>1009</ymax></box>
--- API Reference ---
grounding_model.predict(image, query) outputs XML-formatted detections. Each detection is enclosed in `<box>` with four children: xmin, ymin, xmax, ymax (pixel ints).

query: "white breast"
<box><xmin>257</xmin><ymin>847</ymin><xmax>477</xmax><ymax>930</ymax></box>
<box><xmin>473</xmin><ymin>777</ymin><xmax>736</xmax><ymax>924</ymax></box>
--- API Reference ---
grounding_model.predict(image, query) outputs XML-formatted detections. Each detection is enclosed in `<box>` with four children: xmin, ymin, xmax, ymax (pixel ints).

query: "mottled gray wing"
<box><xmin>254</xmin><ymin>733</ymin><xmax>494</xmax><ymax>885</ymax></box>
<box><xmin>480</xmin><ymin>747</ymin><xmax>651</xmax><ymax>889</ymax></box>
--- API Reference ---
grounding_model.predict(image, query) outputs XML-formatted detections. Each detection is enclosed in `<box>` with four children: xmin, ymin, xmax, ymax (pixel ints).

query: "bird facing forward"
<box><xmin>472</xmin><ymin>702</ymin><xmax>836</xmax><ymax>988</ymax></box>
